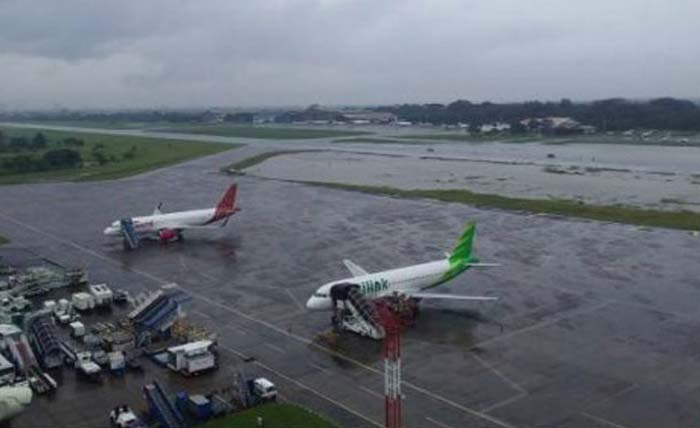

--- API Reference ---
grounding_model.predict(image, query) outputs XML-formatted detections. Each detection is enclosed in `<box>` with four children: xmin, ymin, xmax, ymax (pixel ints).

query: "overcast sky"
<box><xmin>0</xmin><ymin>0</ymin><xmax>698</xmax><ymax>109</ymax></box>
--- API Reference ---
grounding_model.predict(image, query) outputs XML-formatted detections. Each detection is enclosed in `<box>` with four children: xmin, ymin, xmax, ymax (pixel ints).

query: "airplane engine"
<box><xmin>158</xmin><ymin>229</ymin><xmax>177</xmax><ymax>242</ymax></box>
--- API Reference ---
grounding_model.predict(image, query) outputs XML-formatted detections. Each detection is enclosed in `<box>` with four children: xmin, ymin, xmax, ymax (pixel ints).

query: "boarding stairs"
<box><xmin>6</xmin><ymin>335</ymin><xmax>39</xmax><ymax>374</ymax></box>
<box><xmin>120</xmin><ymin>218</ymin><xmax>140</xmax><ymax>250</ymax></box>
<box><xmin>129</xmin><ymin>288</ymin><xmax>189</xmax><ymax>347</ymax></box>
<box><xmin>334</xmin><ymin>286</ymin><xmax>385</xmax><ymax>340</ymax></box>
<box><xmin>143</xmin><ymin>381</ymin><xmax>187</xmax><ymax>428</ymax></box>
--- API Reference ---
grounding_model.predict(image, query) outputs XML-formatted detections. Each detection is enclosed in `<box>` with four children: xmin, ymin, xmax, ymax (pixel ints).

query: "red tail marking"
<box><xmin>209</xmin><ymin>183</ymin><xmax>238</xmax><ymax>223</ymax></box>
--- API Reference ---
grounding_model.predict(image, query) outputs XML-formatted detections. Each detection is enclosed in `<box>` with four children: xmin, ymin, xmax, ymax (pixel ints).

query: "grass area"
<box><xmin>293</xmin><ymin>181</ymin><xmax>700</xmax><ymax>231</ymax></box>
<box><xmin>545</xmin><ymin>136</ymin><xmax>700</xmax><ymax>147</ymax></box>
<box><xmin>0</xmin><ymin>127</ymin><xmax>237</xmax><ymax>184</ymax></box>
<box><xmin>225</xmin><ymin>150</ymin><xmax>320</xmax><ymax>171</ymax></box>
<box><xmin>153</xmin><ymin>124</ymin><xmax>370</xmax><ymax>140</ymax></box>
<box><xmin>200</xmin><ymin>403</ymin><xmax>336</xmax><ymax>428</ymax></box>
<box><xmin>7</xmin><ymin>120</ymin><xmax>149</xmax><ymax>130</ymax></box>
<box><xmin>332</xmin><ymin>137</ymin><xmax>406</xmax><ymax>144</ymax></box>
<box><xmin>397</xmin><ymin>134</ymin><xmax>539</xmax><ymax>143</ymax></box>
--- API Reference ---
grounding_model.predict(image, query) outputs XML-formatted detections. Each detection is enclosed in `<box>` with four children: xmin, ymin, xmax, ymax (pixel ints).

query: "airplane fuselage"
<box><xmin>103</xmin><ymin>208</ymin><xmax>225</xmax><ymax>238</ymax></box>
<box><xmin>306</xmin><ymin>259</ymin><xmax>451</xmax><ymax>310</ymax></box>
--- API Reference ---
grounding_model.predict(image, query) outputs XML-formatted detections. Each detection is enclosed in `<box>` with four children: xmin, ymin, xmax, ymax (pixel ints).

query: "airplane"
<box><xmin>306</xmin><ymin>221</ymin><xmax>498</xmax><ymax>311</ymax></box>
<box><xmin>103</xmin><ymin>183</ymin><xmax>239</xmax><ymax>248</ymax></box>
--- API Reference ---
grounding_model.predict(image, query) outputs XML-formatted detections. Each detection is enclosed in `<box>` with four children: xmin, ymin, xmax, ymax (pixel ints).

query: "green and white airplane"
<box><xmin>306</xmin><ymin>221</ymin><xmax>498</xmax><ymax>310</ymax></box>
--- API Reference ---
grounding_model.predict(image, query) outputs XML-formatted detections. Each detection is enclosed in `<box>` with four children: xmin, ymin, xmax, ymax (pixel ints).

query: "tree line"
<box><xmin>0</xmin><ymin>131</ymin><xmax>85</xmax><ymax>174</ymax></box>
<box><xmin>374</xmin><ymin>97</ymin><xmax>700</xmax><ymax>131</ymax></box>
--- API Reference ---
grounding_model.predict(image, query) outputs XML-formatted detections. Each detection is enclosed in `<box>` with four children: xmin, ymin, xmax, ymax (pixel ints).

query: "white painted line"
<box><xmin>309</xmin><ymin>363</ymin><xmax>331</xmax><ymax>375</ymax></box>
<box><xmin>471</xmin><ymin>353</ymin><xmax>527</xmax><ymax>394</ymax></box>
<box><xmin>197</xmin><ymin>271</ymin><xmax>218</xmax><ymax>282</ymax></box>
<box><xmin>0</xmin><ymin>212</ymin><xmax>517</xmax><ymax>428</ymax></box>
<box><xmin>425</xmin><ymin>416</ymin><xmax>456</xmax><ymax>428</ymax></box>
<box><xmin>358</xmin><ymin>385</ymin><xmax>383</xmax><ymax>399</ymax></box>
<box><xmin>471</xmin><ymin>301</ymin><xmax>610</xmax><ymax>350</ymax></box>
<box><xmin>222</xmin><ymin>324</ymin><xmax>247</xmax><ymax>335</ymax></box>
<box><xmin>192</xmin><ymin>309</ymin><xmax>212</xmax><ymax>320</ymax></box>
<box><xmin>286</xmin><ymin>289</ymin><xmax>305</xmax><ymax>311</ymax></box>
<box><xmin>581</xmin><ymin>412</ymin><xmax>631</xmax><ymax>428</ymax></box>
<box><xmin>265</xmin><ymin>343</ymin><xmax>286</xmax><ymax>354</ymax></box>
<box><xmin>481</xmin><ymin>392</ymin><xmax>528</xmax><ymax>413</ymax></box>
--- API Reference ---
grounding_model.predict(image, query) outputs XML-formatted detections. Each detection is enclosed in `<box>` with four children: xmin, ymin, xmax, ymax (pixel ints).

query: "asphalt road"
<box><xmin>1</xmin><ymin>144</ymin><xmax>700</xmax><ymax>428</ymax></box>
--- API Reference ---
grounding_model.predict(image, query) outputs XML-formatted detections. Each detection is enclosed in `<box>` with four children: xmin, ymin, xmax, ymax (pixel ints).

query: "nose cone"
<box><xmin>104</xmin><ymin>226</ymin><xmax>119</xmax><ymax>236</ymax></box>
<box><xmin>306</xmin><ymin>297</ymin><xmax>320</xmax><ymax>310</ymax></box>
<box><xmin>306</xmin><ymin>296</ymin><xmax>331</xmax><ymax>311</ymax></box>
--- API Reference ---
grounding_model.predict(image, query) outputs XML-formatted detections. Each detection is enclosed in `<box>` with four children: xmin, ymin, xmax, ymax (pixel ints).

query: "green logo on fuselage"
<box><xmin>359</xmin><ymin>278</ymin><xmax>389</xmax><ymax>295</ymax></box>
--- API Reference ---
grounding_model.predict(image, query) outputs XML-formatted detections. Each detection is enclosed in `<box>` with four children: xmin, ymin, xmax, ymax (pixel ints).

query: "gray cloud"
<box><xmin>0</xmin><ymin>0</ymin><xmax>698</xmax><ymax>108</ymax></box>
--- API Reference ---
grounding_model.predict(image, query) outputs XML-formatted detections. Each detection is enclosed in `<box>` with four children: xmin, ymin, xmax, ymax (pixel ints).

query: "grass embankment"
<box><xmin>332</xmin><ymin>137</ymin><xmax>405</xmax><ymax>144</ymax></box>
<box><xmin>225</xmin><ymin>150</ymin><xmax>320</xmax><ymax>171</ymax></box>
<box><xmin>153</xmin><ymin>125</ymin><xmax>370</xmax><ymax>140</ymax></box>
<box><xmin>545</xmin><ymin>136</ymin><xmax>700</xmax><ymax>147</ymax></box>
<box><xmin>8</xmin><ymin>120</ymin><xmax>147</xmax><ymax>130</ymax></box>
<box><xmin>294</xmin><ymin>182</ymin><xmax>700</xmax><ymax>231</ymax></box>
<box><xmin>0</xmin><ymin>128</ymin><xmax>237</xmax><ymax>184</ymax></box>
<box><xmin>226</xmin><ymin>151</ymin><xmax>700</xmax><ymax>230</ymax></box>
<box><xmin>200</xmin><ymin>403</ymin><xmax>336</xmax><ymax>428</ymax></box>
<box><xmin>397</xmin><ymin>134</ymin><xmax>539</xmax><ymax>143</ymax></box>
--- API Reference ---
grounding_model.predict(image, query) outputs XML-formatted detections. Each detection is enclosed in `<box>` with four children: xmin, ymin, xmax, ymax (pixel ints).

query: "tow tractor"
<box><xmin>75</xmin><ymin>352</ymin><xmax>101</xmax><ymax>381</ymax></box>
<box><xmin>249</xmin><ymin>378</ymin><xmax>277</xmax><ymax>402</ymax></box>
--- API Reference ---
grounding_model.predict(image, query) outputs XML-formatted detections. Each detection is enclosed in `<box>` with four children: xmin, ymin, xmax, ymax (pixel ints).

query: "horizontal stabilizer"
<box><xmin>409</xmin><ymin>292</ymin><xmax>498</xmax><ymax>301</ymax></box>
<box><xmin>343</xmin><ymin>259</ymin><xmax>369</xmax><ymax>277</ymax></box>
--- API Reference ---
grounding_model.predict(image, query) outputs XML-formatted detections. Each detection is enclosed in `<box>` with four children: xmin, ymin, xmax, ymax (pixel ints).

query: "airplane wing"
<box><xmin>408</xmin><ymin>292</ymin><xmax>498</xmax><ymax>301</ymax></box>
<box><xmin>464</xmin><ymin>263</ymin><xmax>501</xmax><ymax>267</ymax></box>
<box><xmin>343</xmin><ymin>259</ymin><xmax>369</xmax><ymax>277</ymax></box>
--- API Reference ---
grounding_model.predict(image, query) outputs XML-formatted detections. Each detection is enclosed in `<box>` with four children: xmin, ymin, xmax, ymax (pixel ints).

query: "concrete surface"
<box><xmin>0</xmin><ymin>143</ymin><xmax>699</xmax><ymax>428</ymax></box>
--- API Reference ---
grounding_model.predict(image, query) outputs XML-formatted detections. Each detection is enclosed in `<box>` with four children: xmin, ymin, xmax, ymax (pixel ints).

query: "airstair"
<box><xmin>143</xmin><ymin>381</ymin><xmax>187</xmax><ymax>428</ymax></box>
<box><xmin>120</xmin><ymin>218</ymin><xmax>139</xmax><ymax>250</ymax></box>
<box><xmin>331</xmin><ymin>283</ymin><xmax>385</xmax><ymax>340</ymax></box>
<box><xmin>6</xmin><ymin>335</ymin><xmax>38</xmax><ymax>373</ymax></box>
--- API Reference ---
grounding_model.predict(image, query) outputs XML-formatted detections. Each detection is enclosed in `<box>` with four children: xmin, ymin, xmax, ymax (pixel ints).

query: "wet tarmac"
<box><xmin>1</xmin><ymin>143</ymin><xmax>700</xmax><ymax>427</ymax></box>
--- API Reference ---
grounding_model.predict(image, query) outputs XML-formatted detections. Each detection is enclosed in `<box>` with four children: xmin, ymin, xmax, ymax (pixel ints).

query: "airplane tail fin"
<box><xmin>215</xmin><ymin>183</ymin><xmax>238</xmax><ymax>216</ymax></box>
<box><xmin>448</xmin><ymin>221</ymin><xmax>477</xmax><ymax>265</ymax></box>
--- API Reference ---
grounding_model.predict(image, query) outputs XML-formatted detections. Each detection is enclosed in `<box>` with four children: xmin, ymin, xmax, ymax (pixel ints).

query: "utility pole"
<box><xmin>383</xmin><ymin>310</ymin><xmax>402</xmax><ymax>428</ymax></box>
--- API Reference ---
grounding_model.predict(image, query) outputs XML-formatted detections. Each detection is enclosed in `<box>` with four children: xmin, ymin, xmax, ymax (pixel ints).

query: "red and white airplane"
<box><xmin>103</xmin><ymin>184</ymin><xmax>239</xmax><ymax>248</ymax></box>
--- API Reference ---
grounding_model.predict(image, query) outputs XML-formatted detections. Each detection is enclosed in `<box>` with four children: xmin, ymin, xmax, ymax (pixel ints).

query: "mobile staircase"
<box><xmin>120</xmin><ymin>218</ymin><xmax>140</xmax><ymax>250</ymax></box>
<box><xmin>331</xmin><ymin>283</ymin><xmax>385</xmax><ymax>339</ymax></box>
<box><xmin>6</xmin><ymin>334</ymin><xmax>39</xmax><ymax>374</ymax></box>
<box><xmin>143</xmin><ymin>381</ymin><xmax>187</xmax><ymax>428</ymax></box>
<box><xmin>128</xmin><ymin>288</ymin><xmax>189</xmax><ymax>347</ymax></box>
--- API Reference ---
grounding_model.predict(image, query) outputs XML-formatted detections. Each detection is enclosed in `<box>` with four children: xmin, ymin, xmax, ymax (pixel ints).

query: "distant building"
<box><xmin>223</xmin><ymin>112</ymin><xmax>254</xmax><ymax>124</ymax></box>
<box><xmin>480</xmin><ymin>122</ymin><xmax>511</xmax><ymax>133</ymax></box>
<box><xmin>341</xmin><ymin>111</ymin><xmax>397</xmax><ymax>124</ymax></box>
<box><xmin>200</xmin><ymin>110</ymin><xmax>226</xmax><ymax>123</ymax></box>
<box><xmin>520</xmin><ymin>117</ymin><xmax>593</xmax><ymax>135</ymax></box>
<box><xmin>274</xmin><ymin>105</ymin><xmax>344</xmax><ymax>124</ymax></box>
